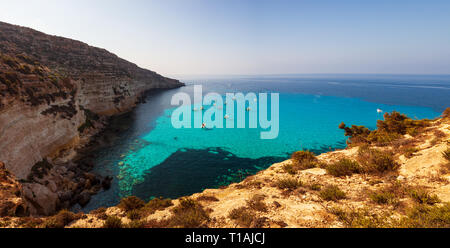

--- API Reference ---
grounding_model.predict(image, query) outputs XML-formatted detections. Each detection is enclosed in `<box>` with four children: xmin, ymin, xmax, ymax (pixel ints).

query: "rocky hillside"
<box><xmin>0</xmin><ymin>21</ymin><xmax>183</xmax><ymax>177</ymax></box>
<box><xmin>1</xmin><ymin>109</ymin><xmax>449</xmax><ymax>228</ymax></box>
<box><xmin>0</xmin><ymin>21</ymin><xmax>183</xmax><ymax>215</ymax></box>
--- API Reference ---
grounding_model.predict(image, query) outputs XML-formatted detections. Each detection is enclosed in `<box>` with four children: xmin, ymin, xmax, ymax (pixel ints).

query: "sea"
<box><xmin>78</xmin><ymin>74</ymin><xmax>450</xmax><ymax>212</ymax></box>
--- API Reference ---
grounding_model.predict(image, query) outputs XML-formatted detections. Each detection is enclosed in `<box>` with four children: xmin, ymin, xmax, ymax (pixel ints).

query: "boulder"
<box><xmin>23</xmin><ymin>183</ymin><xmax>59</xmax><ymax>216</ymax></box>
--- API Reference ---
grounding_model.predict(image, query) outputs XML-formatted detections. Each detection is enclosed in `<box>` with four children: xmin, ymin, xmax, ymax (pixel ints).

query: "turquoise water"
<box><xmin>80</xmin><ymin>75</ymin><xmax>448</xmax><ymax>211</ymax></box>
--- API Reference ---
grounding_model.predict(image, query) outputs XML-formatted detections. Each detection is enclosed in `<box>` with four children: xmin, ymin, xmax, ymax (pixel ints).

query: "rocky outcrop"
<box><xmin>0</xmin><ymin>21</ymin><xmax>183</xmax><ymax>180</ymax></box>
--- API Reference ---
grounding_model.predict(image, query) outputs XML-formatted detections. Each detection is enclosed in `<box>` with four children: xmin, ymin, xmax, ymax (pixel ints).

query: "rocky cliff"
<box><xmin>0</xmin><ymin>21</ymin><xmax>183</xmax><ymax>180</ymax></box>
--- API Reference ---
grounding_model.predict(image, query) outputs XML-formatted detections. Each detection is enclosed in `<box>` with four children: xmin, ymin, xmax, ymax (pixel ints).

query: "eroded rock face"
<box><xmin>0</xmin><ymin>21</ymin><xmax>184</xmax><ymax>180</ymax></box>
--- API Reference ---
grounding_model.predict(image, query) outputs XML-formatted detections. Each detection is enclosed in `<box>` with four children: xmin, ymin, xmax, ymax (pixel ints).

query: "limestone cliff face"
<box><xmin>0</xmin><ymin>21</ymin><xmax>184</xmax><ymax>179</ymax></box>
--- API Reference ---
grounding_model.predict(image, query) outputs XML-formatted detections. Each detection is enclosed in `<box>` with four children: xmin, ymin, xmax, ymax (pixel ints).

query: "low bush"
<box><xmin>118</xmin><ymin>196</ymin><xmax>145</xmax><ymax>212</ymax></box>
<box><xmin>275</xmin><ymin>178</ymin><xmax>303</xmax><ymax>190</ymax></box>
<box><xmin>168</xmin><ymin>198</ymin><xmax>209</xmax><ymax>228</ymax></box>
<box><xmin>41</xmin><ymin>210</ymin><xmax>80</xmax><ymax>228</ymax></box>
<box><xmin>127</xmin><ymin>210</ymin><xmax>142</xmax><ymax>220</ymax></box>
<box><xmin>357</xmin><ymin>147</ymin><xmax>399</xmax><ymax>174</ymax></box>
<box><xmin>326</xmin><ymin>159</ymin><xmax>361</xmax><ymax>177</ymax></box>
<box><xmin>320</xmin><ymin>185</ymin><xmax>346</xmax><ymax>201</ymax></box>
<box><xmin>409</xmin><ymin>188</ymin><xmax>441</xmax><ymax>205</ymax></box>
<box><xmin>369</xmin><ymin>191</ymin><xmax>398</xmax><ymax>205</ymax></box>
<box><xmin>290</xmin><ymin>151</ymin><xmax>318</xmax><ymax>171</ymax></box>
<box><xmin>103</xmin><ymin>216</ymin><xmax>123</xmax><ymax>228</ymax></box>
<box><xmin>308</xmin><ymin>183</ymin><xmax>322</xmax><ymax>191</ymax></box>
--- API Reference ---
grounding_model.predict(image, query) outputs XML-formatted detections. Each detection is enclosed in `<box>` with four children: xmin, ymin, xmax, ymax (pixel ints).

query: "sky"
<box><xmin>1</xmin><ymin>0</ymin><xmax>450</xmax><ymax>76</ymax></box>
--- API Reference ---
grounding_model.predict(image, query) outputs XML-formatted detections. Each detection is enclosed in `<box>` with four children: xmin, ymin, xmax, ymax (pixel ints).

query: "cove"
<box><xmin>79</xmin><ymin>75</ymin><xmax>447</xmax><ymax>212</ymax></box>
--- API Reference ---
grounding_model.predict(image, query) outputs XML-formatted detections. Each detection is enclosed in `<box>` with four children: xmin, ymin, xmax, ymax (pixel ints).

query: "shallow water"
<box><xmin>79</xmin><ymin>74</ymin><xmax>449</xmax><ymax>212</ymax></box>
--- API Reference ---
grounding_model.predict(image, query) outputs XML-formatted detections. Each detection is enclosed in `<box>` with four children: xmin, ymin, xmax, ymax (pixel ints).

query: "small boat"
<box><xmin>201</xmin><ymin>123</ymin><xmax>206</xmax><ymax>129</ymax></box>
<box><xmin>246</xmin><ymin>107</ymin><xmax>251</xmax><ymax>112</ymax></box>
<box><xmin>377</xmin><ymin>109</ymin><xmax>383</xmax><ymax>113</ymax></box>
<box><xmin>224</xmin><ymin>115</ymin><xmax>229</xmax><ymax>119</ymax></box>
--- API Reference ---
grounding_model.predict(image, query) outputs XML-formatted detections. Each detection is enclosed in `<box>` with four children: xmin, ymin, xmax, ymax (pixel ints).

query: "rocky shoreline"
<box><xmin>0</xmin><ymin>21</ymin><xmax>184</xmax><ymax>216</ymax></box>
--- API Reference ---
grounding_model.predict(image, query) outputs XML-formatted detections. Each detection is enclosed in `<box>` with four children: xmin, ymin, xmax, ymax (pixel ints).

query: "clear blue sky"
<box><xmin>1</xmin><ymin>0</ymin><xmax>450</xmax><ymax>76</ymax></box>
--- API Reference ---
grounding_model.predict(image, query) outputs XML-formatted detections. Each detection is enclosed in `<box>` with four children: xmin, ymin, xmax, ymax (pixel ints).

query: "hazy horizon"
<box><xmin>2</xmin><ymin>0</ymin><xmax>450</xmax><ymax>76</ymax></box>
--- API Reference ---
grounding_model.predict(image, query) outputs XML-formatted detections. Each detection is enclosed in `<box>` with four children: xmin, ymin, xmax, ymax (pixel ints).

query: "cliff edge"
<box><xmin>0</xmin><ymin>21</ymin><xmax>183</xmax><ymax>180</ymax></box>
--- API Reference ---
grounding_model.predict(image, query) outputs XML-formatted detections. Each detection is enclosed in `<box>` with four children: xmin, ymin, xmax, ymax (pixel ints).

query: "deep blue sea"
<box><xmin>80</xmin><ymin>74</ymin><xmax>450</xmax><ymax>212</ymax></box>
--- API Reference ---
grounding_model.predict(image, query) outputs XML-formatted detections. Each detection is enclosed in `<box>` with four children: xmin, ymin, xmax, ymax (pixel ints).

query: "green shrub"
<box><xmin>339</xmin><ymin>123</ymin><xmax>371</xmax><ymax>145</ymax></box>
<box><xmin>228</xmin><ymin>207</ymin><xmax>256</xmax><ymax>228</ymax></box>
<box><xmin>320</xmin><ymin>185</ymin><xmax>346</xmax><ymax>201</ymax></box>
<box><xmin>118</xmin><ymin>196</ymin><xmax>145</xmax><ymax>212</ymax></box>
<box><xmin>103</xmin><ymin>216</ymin><xmax>123</xmax><ymax>228</ymax></box>
<box><xmin>326</xmin><ymin>159</ymin><xmax>361</xmax><ymax>177</ymax></box>
<box><xmin>409</xmin><ymin>188</ymin><xmax>441</xmax><ymax>205</ymax></box>
<box><xmin>357</xmin><ymin>147</ymin><xmax>399</xmax><ymax>174</ymax></box>
<box><xmin>369</xmin><ymin>191</ymin><xmax>398</xmax><ymax>205</ymax></box>
<box><xmin>168</xmin><ymin>198</ymin><xmax>209</xmax><ymax>228</ymax></box>
<box><xmin>339</xmin><ymin>111</ymin><xmax>431</xmax><ymax>146</ymax></box>
<box><xmin>291</xmin><ymin>151</ymin><xmax>318</xmax><ymax>170</ymax></box>
<box><xmin>275</xmin><ymin>178</ymin><xmax>303</xmax><ymax>190</ymax></box>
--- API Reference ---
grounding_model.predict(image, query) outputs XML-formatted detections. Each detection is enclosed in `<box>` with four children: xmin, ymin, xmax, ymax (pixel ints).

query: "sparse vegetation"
<box><xmin>326</xmin><ymin>159</ymin><xmax>361</xmax><ymax>177</ymax></box>
<box><xmin>397</xmin><ymin>203</ymin><xmax>450</xmax><ymax>228</ymax></box>
<box><xmin>275</xmin><ymin>178</ymin><xmax>303</xmax><ymax>190</ymax></box>
<box><xmin>329</xmin><ymin>207</ymin><xmax>392</xmax><ymax>228</ymax></box>
<box><xmin>320</xmin><ymin>185</ymin><xmax>346</xmax><ymax>201</ymax></box>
